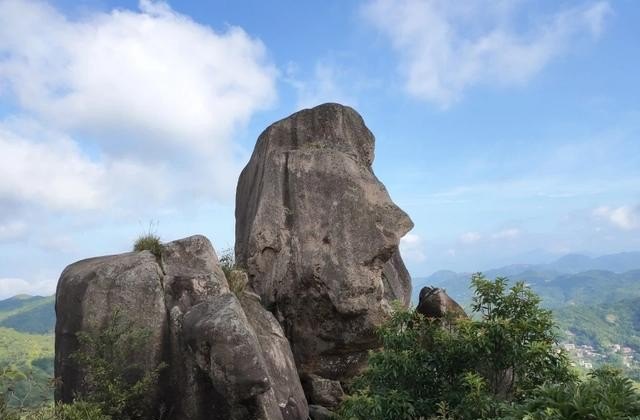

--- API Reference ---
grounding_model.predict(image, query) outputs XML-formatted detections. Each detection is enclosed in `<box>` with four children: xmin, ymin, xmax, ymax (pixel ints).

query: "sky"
<box><xmin>0</xmin><ymin>0</ymin><xmax>639</xmax><ymax>298</ymax></box>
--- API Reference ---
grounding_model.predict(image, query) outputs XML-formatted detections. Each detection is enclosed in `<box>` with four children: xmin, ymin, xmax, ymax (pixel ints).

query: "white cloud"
<box><xmin>460</xmin><ymin>231</ymin><xmax>482</xmax><ymax>244</ymax></box>
<box><xmin>0</xmin><ymin>122</ymin><xmax>106</xmax><ymax>210</ymax></box>
<box><xmin>593</xmin><ymin>205</ymin><xmax>640</xmax><ymax>230</ymax></box>
<box><xmin>363</xmin><ymin>0</ymin><xmax>611</xmax><ymax>107</ymax></box>
<box><xmin>492</xmin><ymin>228</ymin><xmax>521</xmax><ymax>240</ymax></box>
<box><xmin>0</xmin><ymin>278</ymin><xmax>56</xmax><ymax>299</ymax></box>
<box><xmin>0</xmin><ymin>0</ymin><xmax>277</xmax><ymax>203</ymax></box>
<box><xmin>400</xmin><ymin>232</ymin><xmax>426</xmax><ymax>262</ymax></box>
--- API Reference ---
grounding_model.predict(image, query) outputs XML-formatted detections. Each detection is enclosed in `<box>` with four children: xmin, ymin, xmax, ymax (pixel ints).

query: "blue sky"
<box><xmin>0</xmin><ymin>0</ymin><xmax>639</xmax><ymax>298</ymax></box>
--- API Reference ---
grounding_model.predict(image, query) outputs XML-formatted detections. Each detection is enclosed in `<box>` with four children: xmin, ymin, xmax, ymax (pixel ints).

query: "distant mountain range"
<box><xmin>413</xmin><ymin>251</ymin><xmax>640</xmax><ymax>307</ymax></box>
<box><xmin>0</xmin><ymin>294</ymin><xmax>54</xmax><ymax>334</ymax></box>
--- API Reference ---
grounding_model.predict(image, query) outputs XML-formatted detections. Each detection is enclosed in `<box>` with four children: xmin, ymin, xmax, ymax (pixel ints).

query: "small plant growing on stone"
<box><xmin>133</xmin><ymin>222</ymin><xmax>163</xmax><ymax>258</ymax></box>
<box><xmin>227</xmin><ymin>270</ymin><xmax>248</xmax><ymax>298</ymax></box>
<box><xmin>71</xmin><ymin>310</ymin><xmax>166</xmax><ymax>420</ymax></box>
<box><xmin>219</xmin><ymin>248</ymin><xmax>248</xmax><ymax>298</ymax></box>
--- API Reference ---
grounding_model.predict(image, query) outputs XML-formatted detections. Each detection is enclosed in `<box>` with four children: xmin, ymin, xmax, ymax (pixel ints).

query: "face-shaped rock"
<box><xmin>235</xmin><ymin>103</ymin><xmax>413</xmax><ymax>381</ymax></box>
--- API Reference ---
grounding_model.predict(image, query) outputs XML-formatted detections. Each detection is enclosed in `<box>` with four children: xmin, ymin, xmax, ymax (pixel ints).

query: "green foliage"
<box><xmin>511</xmin><ymin>367</ymin><xmax>640</xmax><ymax>419</ymax></box>
<box><xmin>132</xmin><ymin>233</ymin><xmax>163</xmax><ymax>258</ymax></box>
<box><xmin>338</xmin><ymin>274</ymin><xmax>573</xmax><ymax>420</ymax></box>
<box><xmin>469</xmin><ymin>275</ymin><xmax>573</xmax><ymax>399</ymax></box>
<box><xmin>0</xmin><ymin>328</ymin><xmax>54</xmax><ymax>408</ymax></box>
<box><xmin>70</xmin><ymin>310</ymin><xmax>166</xmax><ymax>420</ymax></box>
<box><xmin>218</xmin><ymin>247</ymin><xmax>235</xmax><ymax>278</ymax></box>
<box><xmin>20</xmin><ymin>401</ymin><xmax>111</xmax><ymax>420</ymax></box>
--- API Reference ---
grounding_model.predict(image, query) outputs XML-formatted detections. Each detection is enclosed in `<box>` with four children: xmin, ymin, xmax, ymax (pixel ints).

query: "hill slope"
<box><xmin>0</xmin><ymin>295</ymin><xmax>55</xmax><ymax>334</ymax></box>
<box><xmin>0</xmin><ymin>296</ymin><xmax>55</xmax><ymax>407</ymax></box>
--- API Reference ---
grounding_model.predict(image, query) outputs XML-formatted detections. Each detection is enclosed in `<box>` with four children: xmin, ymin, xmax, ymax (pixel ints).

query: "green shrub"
<box><xmin>70</xmin><ymin>310</ymin><xmax>166</xmax><ymax>420</ymax></box>
<box><xmin>511</xmin><ymin>366</ymin><xmax>640</xmax><ymax>419</ymax></box>
<box><xmin>338</xmin><ymin>274</ymin><xmax>573</xmax><ymax>420</ymax></box>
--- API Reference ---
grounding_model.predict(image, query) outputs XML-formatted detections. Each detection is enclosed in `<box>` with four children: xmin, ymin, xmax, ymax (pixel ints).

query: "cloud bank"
<box><xmin>0</xmin><ymin>0</ymin><xmax>277</xmax><ymax>213</ymax></box>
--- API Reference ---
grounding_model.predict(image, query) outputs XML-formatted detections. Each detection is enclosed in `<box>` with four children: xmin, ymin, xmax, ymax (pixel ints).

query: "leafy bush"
<box><xmin>511</xmin><ymin>366</ymin><xmax>640</xmax><ymax>419</ymax></box>
<box><xmin>338</xmin><ymin>274</ymin><xmax>573</xmax><ymax>420</ymax></box>
<box><xmin>70</xmin><ymin>310</ymin><xmax>166</xmax><ymax>420</ymax></box>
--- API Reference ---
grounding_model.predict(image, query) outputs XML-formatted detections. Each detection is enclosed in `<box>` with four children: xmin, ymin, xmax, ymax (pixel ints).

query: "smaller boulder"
<box><xmin>182</xmin><ymin>294</ymin><xmax>272</xmax><ymax>402</ymax></box>
<box><xmin>309</xmin><ymin>405</ymin><xmax>335</xmax><ymax>420</ymax></box>
<box><xmin>301</xmin><ymin>374</ymin><xmax>344</xmax><ymax>408</ymax></box>
<box><xmin>416</xmin><ymin>287</ymin><xmax>466</xmax><ymax>319</ymax></box>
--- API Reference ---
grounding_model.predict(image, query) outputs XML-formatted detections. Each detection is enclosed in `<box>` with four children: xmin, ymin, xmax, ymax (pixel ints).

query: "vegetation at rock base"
<box><xmin>70</xmin><ymin>310</ymin><xmax>166</xmax><ymax>420</ymax></box>
<box><xmin>509</xmin><ymin>366</ymin><xmax>640</xmax><ymax>419</ymax></box>
<box><xmin>1</xmin><ymin>310</ymin><xmax>165</xmax><ymax>419</ymax></box>
<box><xmin>338</xmin><ymin>274</ymin><xmax>640</xmax><ymax>420</ymax></box>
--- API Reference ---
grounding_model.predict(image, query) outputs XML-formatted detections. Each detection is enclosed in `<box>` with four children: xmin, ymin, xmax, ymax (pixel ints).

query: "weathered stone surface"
<box><xmin>416</xmin><ymin>286</ymin><xmax>467</xmax><ymax>319</ymax></box>
<box><xmin>182</xmin><ymin>294</ymin><xmax>281</xmax><ymax>419</ymax></box>
<box><xmin>55</xmin><ymin>235</ymin><xmax>308</xmax><ymax>420</ymax></box>
<box><xmin>161</xmin><ymin>236</ymin><xmax>231</xmax><ymax>419</ymax></box>
<box><xmin>235</xmin><ymin>103</ymin><xmax>414</xmax><ymax>382</ymax></box>
<box><xmin>301</xmin><ymin>374</ymin><xmax>344</xmax><ymax>408</ymax></box>
<box><xmin>241</xmin><ymin>288</ymin><xmax>309</xmax><ymax>420</ymax></box>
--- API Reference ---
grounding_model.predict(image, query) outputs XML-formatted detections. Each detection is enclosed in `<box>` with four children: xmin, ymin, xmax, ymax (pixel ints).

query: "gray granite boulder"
<box><xmin>55</xmin><ymin>235</ymin><xmax>308</xmax><ymax>420</ymax></box>
<box><xmin>235</xmin><ymin>103</ymin><xmax>414</xmax><ymax>382</ymax></box>
<box><xmin>301</xmin><ymin>374</ymin><xmax>344</xmax><ymax>408</ymax></box>
<box><xmin>54</xmin><ymin>250</ymin><xmax>167</xmax><ymax>406</ymax></box>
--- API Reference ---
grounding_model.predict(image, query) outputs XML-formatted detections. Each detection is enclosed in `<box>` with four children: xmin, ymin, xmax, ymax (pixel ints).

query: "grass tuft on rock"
<box><xmin>219</xmin><ymin>248</ymin><xmax>248</xmax><ymax>298</ymax></box>
<box><xmin>133</xmin><ymin>234</ymin><xmax>163</xmax><ymax>258</ymax></box>
<box><xmin>227</xmin><ymin>270</ymin><xmax>248</xmax><ymax>298</ymax></box>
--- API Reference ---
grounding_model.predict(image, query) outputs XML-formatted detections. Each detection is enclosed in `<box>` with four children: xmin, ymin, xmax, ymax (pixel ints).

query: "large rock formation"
<box><xmin>235</xmin><ymin>103</ymin><xmax>414</xmax><ymax>383</ymax></box>
<box><xmin>55</xmin><ymin>235</ymin><xmax>308</xmax><ymax>420</ymax></box>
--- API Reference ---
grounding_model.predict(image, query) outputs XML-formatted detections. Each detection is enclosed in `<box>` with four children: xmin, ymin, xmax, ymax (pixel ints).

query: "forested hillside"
<box><xmin>0</xmin><ymin>296</ymin><xmax>54</xmax><ymax>407</ymax></box>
